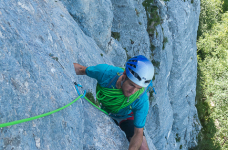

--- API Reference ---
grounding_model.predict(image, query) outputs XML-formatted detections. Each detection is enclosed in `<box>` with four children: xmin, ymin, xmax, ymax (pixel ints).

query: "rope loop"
<box><xmin>96</xmin><ymin>84</ymin><xmax>144</xmax><ymax>114</ymax></box>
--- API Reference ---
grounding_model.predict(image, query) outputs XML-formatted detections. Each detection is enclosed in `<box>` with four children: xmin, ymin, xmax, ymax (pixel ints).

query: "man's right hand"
<box><xmin>73</xmin><ymin>63</ymin><xmax>87</xmax><ymax>75</ymax></box>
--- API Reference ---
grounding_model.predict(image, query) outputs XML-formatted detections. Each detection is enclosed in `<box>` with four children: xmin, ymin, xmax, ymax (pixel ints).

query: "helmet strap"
<box><xmin>121</xmin><ymin>77</ymin><xmax>126</xmax><ymax>87</ymax></box>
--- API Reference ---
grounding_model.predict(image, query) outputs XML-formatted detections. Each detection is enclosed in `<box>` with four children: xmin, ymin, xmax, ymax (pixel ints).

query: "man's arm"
<box><xmin>73</xmin><ymin>63</ymin><xmax>87</xmax><ymax>75</ymax></box>
<box><xmin>128</xmin><ymin>127</ymin><xmax>144</xmax><ymax>150</ymax></box>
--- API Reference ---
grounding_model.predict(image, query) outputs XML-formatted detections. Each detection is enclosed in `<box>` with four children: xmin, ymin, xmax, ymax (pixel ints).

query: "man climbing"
<box><xmin>73</xmin><ymin>55</ymin><xmax>154</xmax><ymax>150</ymax></box>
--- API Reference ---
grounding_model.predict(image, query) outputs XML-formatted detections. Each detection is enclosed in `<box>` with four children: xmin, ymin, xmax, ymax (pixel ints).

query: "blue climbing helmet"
<box><xmin>125</xmin><ymin>55</ymin><xmax>154</xmax><ymax>87</ymax></box>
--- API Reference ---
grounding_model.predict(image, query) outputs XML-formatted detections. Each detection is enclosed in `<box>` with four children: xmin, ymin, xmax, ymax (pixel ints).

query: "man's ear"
<box><xmin>123</xmin><ymin>70</ymin><xmax>126</xmax><ymax>75</ymax></box>
<box><xmin>122</xmin><ymin>70</ymin><xmax>127</xmax><ymax>80</ymax></box>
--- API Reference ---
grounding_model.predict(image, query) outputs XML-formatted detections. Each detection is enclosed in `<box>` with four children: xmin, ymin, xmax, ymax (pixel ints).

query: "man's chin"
<box><xmin>124</xmin><ymin>92</ymin><xmax>131</xmax><ymax>97</ymax></box>
<box><xmin>122</xmin><ymin>89</ymin><xmax>132</xmax><ymax>97</ymax></box>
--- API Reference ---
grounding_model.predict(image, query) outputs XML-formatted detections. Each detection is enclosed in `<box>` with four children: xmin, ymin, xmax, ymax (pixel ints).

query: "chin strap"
<box><xmin>121</xmin><ymin>77</ymin><xmax>126</xmax><ymax>87</ymax></box>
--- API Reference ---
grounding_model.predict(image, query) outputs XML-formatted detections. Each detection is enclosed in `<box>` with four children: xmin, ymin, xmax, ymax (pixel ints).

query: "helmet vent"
<box><xmin>127</xmin><ymin>63</ymin><xmax>136</xmax><ymax>68</ymax></box>
<box><xmin>128</xmin><ymin>68</ymin><xmax>141</xmax><ymax>81</ymax></box>
<box><xmin>145</xmin><ymin>80</ymin><xmax>151</xmax><ymax>83</ymax></box>
<box><xmin>128</xmin><ymin>60</ymin><xmax>137</xmax><ymax>62</ymax></box>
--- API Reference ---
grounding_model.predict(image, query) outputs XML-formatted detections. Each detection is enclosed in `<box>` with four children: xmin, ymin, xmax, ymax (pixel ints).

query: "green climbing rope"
<box><xmin>0</xmin><ymin>95</ymin><xmax>83</xmax><ymax>128</ymax></box>
<box><xmin>84</xmin><ymin>96</ymin><xmax>108</xmax><ymax>115</ymax></box>
<box><xmin>0</xmin><ymin>84</ymin><xmax>144</xmax><ymax>128</ymax></box>
<box><xmin>0</xmin><ymin>68</ymin><xmax>147</xmax><ymax>128</ymax></box>
<box><xmin>0</xmin><ymin>94</ymin><xmax>108</xmax><ymax>128</ymax></box>
<box><xmin>96</xmin><ymin>84</ymin><xmax>144</xmax><ymax>114</ymax></box>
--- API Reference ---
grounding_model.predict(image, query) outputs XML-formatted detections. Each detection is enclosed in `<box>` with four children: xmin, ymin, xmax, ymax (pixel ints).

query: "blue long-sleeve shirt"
<box><xmin>86</xmin><ymin>64</ymin><xmax>149</xmax><ymax>128</ymax></box>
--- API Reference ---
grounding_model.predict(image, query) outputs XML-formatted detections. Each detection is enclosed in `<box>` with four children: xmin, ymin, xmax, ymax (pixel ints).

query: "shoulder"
<box><xmin>86</xmin><ymin>64</ymin><xmax>123</xmax><ymax>86</ymax></box>
<box><xmin>105</xmin><ymin>65</ymin><xmax>124</xmax><ymax>75</ymax></box>
<box><xmin>134</xmin><ymin>92</ymin><xmax>149</xmax><ymax>108</ymax></box>
<box><xmin>86</xmin><ymin>64</ymin><xmax>109</xmax><ymax>73</ymax></box>
<box><xmin>101</xmin><ymin>65</ymin><xmax>124</xmax><ymax>86</ymax></box>
<box><xmin>86</xmin><ymin>64</ymin><xmax>122</xmax><ymax>74</ymax></box>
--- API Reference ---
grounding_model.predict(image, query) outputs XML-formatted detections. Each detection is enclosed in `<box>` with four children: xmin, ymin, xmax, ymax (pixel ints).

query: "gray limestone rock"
<box><xmin>106</xmin><ymin>37</ymin><xmax>127</xmax><ymax>67</ymax></box>
<box><xmin>60</xmin><ymin>0</ymin><xmax>127</xmax><ymax>67</ymax></box>
<box><xmin>0</xmin><ymin>0</ymin><xmax>201</xmax><ymax>149</ymax></box>
<box><xmin>111</xmin><ymin>0</ymin><xmax>151</xmax><ymax>59</ymax></box>
<box><xmin>0</xmin><ymin>0</ymin><xmax>128</xmax><ymax>149</ymax></box>
<box><xmin>146</xmin><ymin>0</ymin><xmax>202</xmax><ymax>149</ymax></box>
<box><xmin>60</xmin><ymin>0</ymin><xmax>113</xmax><ymax>53</ymax></box>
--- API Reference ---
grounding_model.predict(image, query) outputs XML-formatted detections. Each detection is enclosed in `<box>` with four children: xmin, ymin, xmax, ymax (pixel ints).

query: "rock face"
<box><xmin>145</xmin><ymin>0</ymin><xmax>201</xmax><ymax>149</ymax></box>
<box><xmin>60</xmin><ymin>0</ymin><xmax>127</xmax><ymax>67</ymax></box>
<box><xmin>0</xmin><ymin>0</ymin><xmax>201</xmax><ymax>150</ymax></box>
<box><xmin>0</xmin><ymin>0</ymin><xmax>127</xmax><ymax>149</ymax></box>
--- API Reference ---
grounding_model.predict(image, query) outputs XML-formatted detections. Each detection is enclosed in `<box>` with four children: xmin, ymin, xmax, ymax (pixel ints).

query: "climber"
<box><xmin>73</xmin><ymin>55</ymin><xmax>154</xmax><ymax>150</ymax></box>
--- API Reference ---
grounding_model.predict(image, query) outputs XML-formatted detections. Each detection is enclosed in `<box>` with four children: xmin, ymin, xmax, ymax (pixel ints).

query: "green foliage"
<box><xmin>85</xmin><ymin>92</ymin><xmax>100</xmax><ymax>107</ymax></box>
<box><xmin>196</xmin><ymin>2</ymin><xmax>228</xmax><ymax>149</ymax></box>
<box><xmin>195</xmin><ymin>66</ymin><xmax>221</xmax><ymax>150</ymax></box>
<box><xmin>123</xmin><ymin>48</ymin><xmax>131</xmax><ymax>61</ymax></box>
<box><xmin>222</xmin><ymin>0</ymin><xmax>228</xmax><ymax>12</ymax></box>
<box><xmin>130</xmin><ymin>39</ymin><xmax>134</xmax><ymax>44</ymax></box>
<box><xmin>135</xmin><ymin>8</ymin><xmax>140</xmax><ymax>16</ymax></box>
<box><xmin>111</xmin><ymin>32</ymin><xmax>120</xmax><ymax>41</ymax></box>
<box><xmin>150</xmin><ymin>44</ymin><xmax>156</xmax><ymax>52</ymax></box>
<box><xmin>175</xmin><ymin>133</ymin><xmax>181</xmax><ymax>142</ymax></box>
<box><xmin>163</xmin><ymin>37</ymin><xmax>168</xmax><ymax>50</ymax></box>
<box><xmin>197</xmin><ymin>0</ymin><xmax>223</xmax><ymax>38</ymax></box>
<box><xmin>151</xmin><ymin>60</ymin><xmax>160</xmax><ymax>68</ymax></box>
<box><xmin>142</xmin><ymin>0</ymin><xmax>161</xmax><ymax>35</ymax></box>
<box><xmin>149</xmin><ymin>87</ymin><xmax>155</xmax><ymax>103</ymax></box>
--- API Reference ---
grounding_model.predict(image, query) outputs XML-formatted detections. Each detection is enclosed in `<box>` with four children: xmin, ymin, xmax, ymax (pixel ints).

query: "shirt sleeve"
<box><xmin>85</xmin><ymin>64</ymin><xmax>109</xmax><ymax>84</ymax></box>
<box><xmin>132</xmin><ymin>94</ymin><xmax>149</xmax><ymax>128</ymax></box>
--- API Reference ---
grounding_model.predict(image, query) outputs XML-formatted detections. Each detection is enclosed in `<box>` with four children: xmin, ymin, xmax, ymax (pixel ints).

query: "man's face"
<box><xmin>121</xmin><ymin>77</ymin><xmax>143</xmax><ymax>97</ymax></box>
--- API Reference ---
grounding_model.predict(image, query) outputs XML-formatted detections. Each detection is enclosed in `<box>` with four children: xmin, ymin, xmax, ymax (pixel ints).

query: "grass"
<box><xmin>142</xmin><ymin>0</ymin><xmax>163</xmax><ymax>105</ymax></box>
<box><xmin>85</xmin><ymin>91</ymin><xmax>100</xmax><ymax>107</ymax></box>
<box><xmin>135</xmin><ymin>8</ymin><xmax>140</xmax><ymax>17</ymax></box>
<box><xmin>130</xmin><ymin>39</ymin><xmax>134</xmax><ymax>44</ymax></box>
<box><xmin>151</xmin><ymin>60</ymin><xmax>160</xmax><ymax>68</ymax></box>
<box><xmin>142</xmin><ymin>0</ymin><xmax>161</xmax><ymax>36</ymax></box>
<box><xmin>111</xmin><ymin>32</ymin><xmax>120</xmax><ymax>41</ymax></box>
<box><xmin>150</xmin><ymin>44</ymin><xmax>156</xmax><ymax>52</ymax></box>
<box><xmin>123</xmin><ymin>47</ymin><xmax>131</xmax><ymax>61</ymax></box>
<box><xmin>162</xmin><ymin>37</ymin><xmax>168</xmax><ymax>50</ymax></box>
<box><xmin>175</xmin><ymin>133</ymin><xmax>181</xmax><ymax>142</ymax></box>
